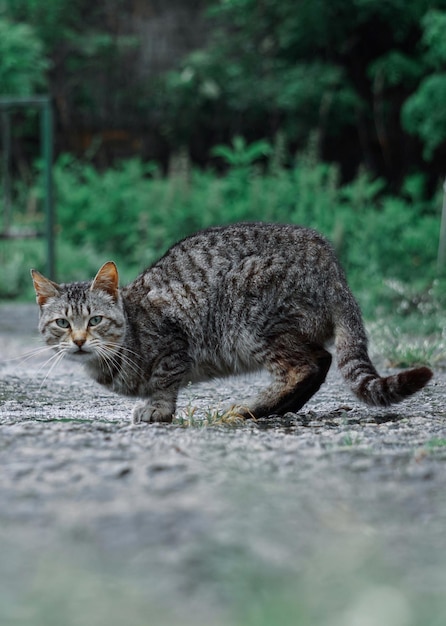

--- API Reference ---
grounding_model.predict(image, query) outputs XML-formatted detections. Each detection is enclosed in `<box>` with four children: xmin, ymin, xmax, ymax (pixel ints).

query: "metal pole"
<box><xmin>437</xmin><ymin>178</ymin><xmax>446</xmax><ymax>273</ymax></box>
<box><xmin>1</xmin><ymin>110</ymin><xmax>12</xmax><ymax>235</ymax></box>
<box><xmin>41</xmin><ymin>99</ymin><xmax>55</xmax><ymax>279</ymax></box>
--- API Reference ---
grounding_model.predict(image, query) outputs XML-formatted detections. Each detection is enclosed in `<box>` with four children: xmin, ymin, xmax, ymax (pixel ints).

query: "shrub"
<box><xmin>3</xmin><ymin>147</ymin><xmax>443</xmax><ymax>324</ymax></box>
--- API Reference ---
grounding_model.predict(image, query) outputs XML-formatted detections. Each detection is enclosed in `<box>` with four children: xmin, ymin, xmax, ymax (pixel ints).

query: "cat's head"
<box><xmin>31</xmin><ymin>262</ymin><xmax>126</xmax><ymax>363</ymax></box>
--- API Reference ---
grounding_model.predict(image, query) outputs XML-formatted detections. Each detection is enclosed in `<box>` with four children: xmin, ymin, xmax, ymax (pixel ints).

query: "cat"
<box><xmin>31</xmin><ymin>222</ymin><xmax>432</xmax><ymax>424</ymax></box>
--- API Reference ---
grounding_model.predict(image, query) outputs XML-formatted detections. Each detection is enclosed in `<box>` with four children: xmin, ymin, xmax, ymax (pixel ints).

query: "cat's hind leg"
<box><xmin>241</xmin><ymin>342</ymin><xmax>332</xmax><ymax>418</ymax></box>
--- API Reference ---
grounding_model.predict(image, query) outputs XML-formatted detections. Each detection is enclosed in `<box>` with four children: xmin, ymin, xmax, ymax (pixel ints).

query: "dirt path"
<box><xmin>1</xmin><ymin>303</ymin><xmax>446</xmax><ymax>625</ymax></box>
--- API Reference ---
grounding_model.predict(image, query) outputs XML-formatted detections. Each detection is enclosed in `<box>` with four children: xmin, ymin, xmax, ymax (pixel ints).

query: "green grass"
<box><xmin>425</xmin><ymin>437</ymin><xmax>446</xmax><ymax>449</ymax></box>
<box><xmin>339</xmin><ymin>432</ymin><xmax>363</xmax><ymax>447</ymax></box>
<box><xmin>369</xmin><ymin>319</ymin><xmax>446</xmax><ymax>369</ymax></box>
<box><xmin>174</xmin><ymin>403</ymin><xmax>248</xmax><ymax>428</ymax></box>
<box><xmin>3</xmin><ymin>153</ymin><xmax>445</xmax><ymax>358</ymax></box>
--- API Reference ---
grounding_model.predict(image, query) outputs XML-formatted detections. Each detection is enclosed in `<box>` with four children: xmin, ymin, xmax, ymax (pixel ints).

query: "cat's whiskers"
<box><xmin>3</xmin><ymin>344</ymin><xmax>56</xmax><ymax>367</ymax></box>
<box><xmin>2</xmin><ymin>345</ymin><xmax>63</xmax><ymax>382</ymax></box>
<box><xmin>94</xmin><ymin>342</ymin><xmax>143</xmax><ymax>387</ymax></box>
<box><xmin>91</xmin><ymin>342</ymin><xmax>117</xmax><ymax>381</ymax></box>
<box><xmin>111</xmin><ymin>344</ymin><xmax>141</xmax><ymax>361</ymax></box>
<box><xmin>99</xmin><ymin>348</ymin><xmax>136</xmax><ymax>390</ymax></box>
<box><xmin>107</xmin><ymin>343</ymin><xmax>144</xmax><ymax>377</ymax></box>
<box><xmin>37</xmin><ymin>348</ymin><xmax>67</xmax><ymax>390</ymax></box>
<box><xmin>92</xmin><ymin>340</ymin><xmax>143</xmax><ymax>375</ymax></box>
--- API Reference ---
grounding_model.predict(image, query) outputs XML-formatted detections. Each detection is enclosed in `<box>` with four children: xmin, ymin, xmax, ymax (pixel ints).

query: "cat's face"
<box><xmin>31</xmin><ymin>262</ymin><xmax>125</xmax><ymax>364</ymax></box>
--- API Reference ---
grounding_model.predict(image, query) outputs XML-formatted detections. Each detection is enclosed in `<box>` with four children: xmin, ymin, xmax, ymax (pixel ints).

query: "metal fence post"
<box><xmin>40</xmin><ymin>98</ymin><xmax>55</xmax><ymax>280</ymax></box>
<box><xmin>437</xmin><ymin>178</ymin><xmax>446</xmax><ymax>274</ymax></box>
<box><xmin>0</xmin><ymin>96</ymin><xmax>55</xmax><ymax>279</ymax></box>
<box><xmin>1</xmin><ymin>109</ymin><xmax>11</xmax><ymax>234</ymax></box>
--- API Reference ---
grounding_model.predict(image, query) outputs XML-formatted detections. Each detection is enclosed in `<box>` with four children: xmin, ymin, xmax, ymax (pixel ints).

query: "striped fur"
<box><xmin>32</xmin><ymin>222</ymin><xmax>432</xmax><ymax>423</ymax></box>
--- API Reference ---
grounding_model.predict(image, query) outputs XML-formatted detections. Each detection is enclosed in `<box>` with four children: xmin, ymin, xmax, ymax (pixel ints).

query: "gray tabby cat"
<box><xmin>31</xmin><ymin>222</ymin><xmax>432</xmax><ymax>423</ymax></box>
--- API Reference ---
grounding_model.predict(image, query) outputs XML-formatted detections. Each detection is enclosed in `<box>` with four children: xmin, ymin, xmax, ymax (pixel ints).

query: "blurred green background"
<box><xmin>1</xmin><ymin>0</ymin><xmax>446</xmax><ymax>328</ymax></box>
<box><xmin>2</xmin><ymin>4</ymin><xmax>446</xmax><ymax>625</ymax></box>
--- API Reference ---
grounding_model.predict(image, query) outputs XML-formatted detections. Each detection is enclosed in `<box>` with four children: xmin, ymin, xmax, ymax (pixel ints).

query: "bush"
<box><xmin>3</xmin><ymin>147</ymin><xmax>443</xmax><ymax>321</ymax></box>
<box><xmin>0</xmin><ymin>17</ymin><xmax>48</xmax><ymax>94</ymax></box>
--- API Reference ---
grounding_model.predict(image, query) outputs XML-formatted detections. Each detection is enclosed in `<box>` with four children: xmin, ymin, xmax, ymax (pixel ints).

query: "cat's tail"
<box><xmin>334</xmin><ymin>300</ymin><xmax>433</xmax><ymax>407</ymax></box>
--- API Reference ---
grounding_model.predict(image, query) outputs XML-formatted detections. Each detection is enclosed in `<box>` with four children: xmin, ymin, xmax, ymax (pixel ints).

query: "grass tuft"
<box><xmin>424</xmin><ymin>437</ymin><xmax>446</xmax><ymax>449</ymax></box>
<box><xmin>369</xmin><ymin>322</ymin><xmax>446</xmax><ymax>369</ymax></box>
<box><xmin>174</xmin><ymin>404</ymin><xmax>249</xmax><ymax>428</ymax></box>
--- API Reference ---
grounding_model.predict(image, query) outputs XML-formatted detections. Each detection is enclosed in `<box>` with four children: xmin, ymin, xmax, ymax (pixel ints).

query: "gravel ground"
<box><xmin>1</xmin><ymin>302</ymin><xmax>446</xmax><ymax>626</ymax></box>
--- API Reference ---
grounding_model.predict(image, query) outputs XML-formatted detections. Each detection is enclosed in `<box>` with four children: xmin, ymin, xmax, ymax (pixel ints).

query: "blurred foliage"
<box><xmin>158</xmin><ymin>2</ymin><xmax>362</xmax><ymax>153</ymax></box>
<box><xmin>2</xmin><ymin>147</ymin><xmax>443</xmax><ymax>323</ymax></box>
<box><xmin>1</xmin><ymin>0</ymin><xmax>445</xmax><ymax>318</ymax></box>
<box><xmin>1</xmin><ymin>0</ymin><xmax>140</xmax><ymax>128</ymax></box>
<box><xmin>159</xmin><ymin>0</ymin><xmax>446</xmax><ymax>182</ymax></box>
<box><xmin>1</xmin><ymin>0</ymin><xmax>446</xmax><ymax>182</ymax></box>
<box><xmin>0</xmin><ymin>16</ymin><xmax>48</xmax><ymax>94</ymax></box>
<box><xmin>402</xmin><ymin>9</ymin><xmax>446</xmax><ymax>159</ymax></box>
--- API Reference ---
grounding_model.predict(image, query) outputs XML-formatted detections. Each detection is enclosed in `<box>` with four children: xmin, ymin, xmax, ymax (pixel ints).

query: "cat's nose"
<box><xmin>73</xmin><ymin>336</ymin><xmax>86</xmax><ymax>347</ymax></box>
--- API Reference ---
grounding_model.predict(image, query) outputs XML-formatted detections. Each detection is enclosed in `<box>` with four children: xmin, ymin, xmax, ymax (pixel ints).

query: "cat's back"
<box><xmin>123</xmin><ymin>222</ymin><xmax>343</xmax><ymax>311</ymax></box>
<box><xmin>151</xmin><ymin>222</ymin><xmax>333</xmax><ymax>275</ymax></box>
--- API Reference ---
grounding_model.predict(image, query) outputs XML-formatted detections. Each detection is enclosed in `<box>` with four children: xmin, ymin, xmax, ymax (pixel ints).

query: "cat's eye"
<box><xmin>88</xmin><ymin>315</ymin><xmax>103</xmax><ymax>327</ymax></box>
<box><xmin>55</xmin><ymin>318</ymin><xmax>70</xmax><ymax>329</ymax></box>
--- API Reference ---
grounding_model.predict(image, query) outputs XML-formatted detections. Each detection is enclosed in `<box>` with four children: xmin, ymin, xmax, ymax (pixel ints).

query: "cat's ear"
<box><xmin>91</xmin><ymin>262</ymin><xmax>119</xmax><ymax>300</ymax></box>
<box><xmin>30</xmin><ymin>269</ymin><xmax>61</xmax><ymax>306</ymax></box>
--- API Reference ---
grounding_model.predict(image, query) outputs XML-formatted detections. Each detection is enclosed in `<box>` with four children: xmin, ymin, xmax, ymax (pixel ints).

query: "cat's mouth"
<box><xmin>68</xmin><ymin>346</ymin><xmax>94</xmax><ymax>359</ymax></box>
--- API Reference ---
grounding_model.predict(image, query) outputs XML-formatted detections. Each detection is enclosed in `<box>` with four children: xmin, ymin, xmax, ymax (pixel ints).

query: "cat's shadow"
<box><xmin>254</xmin><ymin>407</ymin><xmax>406</xmax><ymax>430</ymax></box>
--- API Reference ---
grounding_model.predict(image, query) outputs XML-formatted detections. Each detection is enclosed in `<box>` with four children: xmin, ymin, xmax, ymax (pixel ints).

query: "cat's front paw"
<box><xmin>132</xmin><ymin>401</ymin><xmax>174</xmax><ymax>424</ymax></box>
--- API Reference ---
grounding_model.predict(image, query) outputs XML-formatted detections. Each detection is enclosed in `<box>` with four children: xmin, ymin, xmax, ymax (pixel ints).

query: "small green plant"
<box><xmin>174</xmin><ymin>403</ymin><xmax>247</xmax><ymax>428</ymax></box>
<box><xmin>424</xmin><ymin>438</ymin><xmax>446</xmax><ymax>449</ymax></box>
<box><xmin>212</xmin><ymin>136</ymin><xmax>272</xmax><ymax>168</ymax></box>
<box><xmin>340</xmin><ymin>432</ymin><xmax>362</xmax><ymax>447</ymax></box>
<box><xmin>369</xmin><ymin>321</ymin><xmax>446</xmax><ymax>369</ymax></box>
<box><xmin>387</xmin><ymin>340</ymin><xmax>444</xmax><ymax>369</ymax></box>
